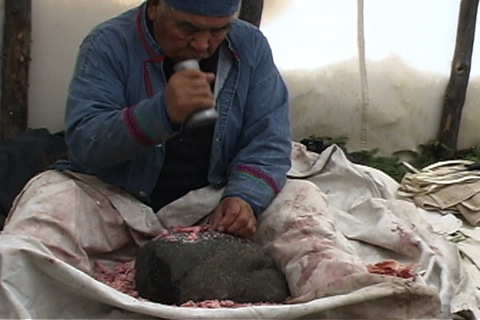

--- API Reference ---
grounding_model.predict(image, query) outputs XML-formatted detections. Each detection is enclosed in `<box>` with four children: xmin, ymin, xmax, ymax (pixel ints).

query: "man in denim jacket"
<box><xmin>58</xmin><ymin>0</ymin><xmax>291</xmax><ymax>238</ymax></box>
<box><xmin>0</xmin><ymin>1</ymin><xmax>296</xmax><ymax>315</ymax></box>
<box><xmin>1</xmin><ymin>1</ymin><xmax>448</xmax><ymax>318</ymax></box>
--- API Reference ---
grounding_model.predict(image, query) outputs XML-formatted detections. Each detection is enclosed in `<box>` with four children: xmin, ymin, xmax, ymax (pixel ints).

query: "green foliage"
<box><xmin>349</xmin><ymin>148</ymin><xmax>407</xmax><ymax>182</ymax></box>
<box><xmin>318</xmin><ymin>136</ymin><xmax>350</xmax><ymax>147</ymax></box>
<box><xmin>300</xmin><ymin>137</ymin><xmax>480</xmax><ymax>183</ymax></box>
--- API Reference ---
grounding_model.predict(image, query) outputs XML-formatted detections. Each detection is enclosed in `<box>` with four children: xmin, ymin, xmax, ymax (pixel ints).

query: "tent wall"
<box><xmin>25</xmin><ymin>0</ymin><xmax>480</xmax><ymax>156</ymax></box>
<box><xmin>27</xmin><ymin>0</ymin><xmax>143</xmax><ymax>135</ymax></box>
<box><xmin>260</xmin><ymin>0</ymin><xmax>480</xmax><ymax>156</ymax></box>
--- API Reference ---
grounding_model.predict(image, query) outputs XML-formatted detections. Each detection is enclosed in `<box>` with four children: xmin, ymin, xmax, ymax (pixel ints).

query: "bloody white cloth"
<box><xmin>0</xmin><ymin>143</ymin><xmax>477</xmax><ymax>319</ymax></box>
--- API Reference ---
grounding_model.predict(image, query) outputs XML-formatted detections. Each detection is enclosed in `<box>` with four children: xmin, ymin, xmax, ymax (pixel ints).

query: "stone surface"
<box><xmin>134</xmin><ymin>226</ymin><xmax>290</xmax><ymax>305</ymax></box>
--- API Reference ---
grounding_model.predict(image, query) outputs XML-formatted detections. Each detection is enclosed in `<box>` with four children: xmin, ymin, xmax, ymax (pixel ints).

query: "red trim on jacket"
<box><xmin>135</xmin><ymin>7</ymin><xmax>166</xmax><ymax>97</ymax></box>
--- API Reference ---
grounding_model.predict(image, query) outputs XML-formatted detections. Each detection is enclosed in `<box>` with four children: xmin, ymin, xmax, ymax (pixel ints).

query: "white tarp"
<box><xmin>0</xmin><ymin>143</ymin><xmax>478</xmax><ymax>319</ymax></box>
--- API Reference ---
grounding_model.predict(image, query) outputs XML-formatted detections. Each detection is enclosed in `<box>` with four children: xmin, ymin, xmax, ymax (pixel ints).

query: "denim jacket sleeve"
<box><xmin>222</xmin><ymin>27</ymin><xmax>292</xmax><ymax>215</ymax></box>
<box><xmin>64</xmin><ymin>24</ymin><xmax>176</xmax><ymax>170</ymax></box>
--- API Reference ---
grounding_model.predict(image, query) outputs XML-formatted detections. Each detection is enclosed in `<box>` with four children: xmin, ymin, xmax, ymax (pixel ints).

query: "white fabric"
<box><xmin>288</xmin><ymin>144</ymin><xmax>479</xmax><ymax>317</ymax></box>
<box><xmin>0</xmin><ymin>143</ymin><xmax>478</xmax><ymax>319</ymax></box>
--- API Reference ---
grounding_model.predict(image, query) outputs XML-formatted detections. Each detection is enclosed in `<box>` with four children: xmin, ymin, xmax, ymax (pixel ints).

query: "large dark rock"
<box><xmin>135</xmin><ymin>227</ymin><xmax>290</xmax><ymax>305</ymax></box>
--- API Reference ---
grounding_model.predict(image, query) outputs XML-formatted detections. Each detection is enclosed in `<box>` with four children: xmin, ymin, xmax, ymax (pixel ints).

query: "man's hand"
<box><xmin>211</xmin><ymin>197</ymin><xmax>257</xmax><ymax>238</ymax></box>
<box><xmin>165</xmin><ymin>69</ymin><xmax>215</xmax><ymax>123</ymax></box>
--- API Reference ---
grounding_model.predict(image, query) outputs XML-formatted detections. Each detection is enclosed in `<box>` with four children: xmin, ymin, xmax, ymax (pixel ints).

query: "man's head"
<box><xmin>147</xmin><ymin>0</ymin><xmax>241</xmax><ymax>62</ymax></box>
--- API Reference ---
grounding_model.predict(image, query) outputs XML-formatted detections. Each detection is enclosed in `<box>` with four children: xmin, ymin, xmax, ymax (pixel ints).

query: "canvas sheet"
<box><xmin>0</xmin><ymin>143</ymin><xmax>478</xmax><ymax>319</ymax></box>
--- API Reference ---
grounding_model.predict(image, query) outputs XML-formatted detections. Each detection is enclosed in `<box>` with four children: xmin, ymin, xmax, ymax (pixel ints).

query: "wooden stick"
<box><xmin>437</xmin><ymin>0</ymin><xmax>479</xmax><ymax>158</ymax></box>
<box><xmin>1</xmin><ymin>0</ymin><xmax>31</xmax><ymax>139</ymax></box>
<box><xmin>238</xmin><ymin>0</ymin><xmax>264</xmax><ymax>28</ymax></box>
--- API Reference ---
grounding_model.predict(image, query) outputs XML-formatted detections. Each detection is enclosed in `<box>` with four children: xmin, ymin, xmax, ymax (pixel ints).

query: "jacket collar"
<box><xmin>135</xmin><ymin>3</ymin><xmax>165</xmax><ymax>61</ymax></box>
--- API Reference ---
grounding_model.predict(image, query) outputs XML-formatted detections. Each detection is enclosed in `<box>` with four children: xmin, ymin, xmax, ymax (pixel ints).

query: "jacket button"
<box><xmin>139</xmin><ymin>191</ymin><xmax>147</xmax><ymax>197</ymax></box>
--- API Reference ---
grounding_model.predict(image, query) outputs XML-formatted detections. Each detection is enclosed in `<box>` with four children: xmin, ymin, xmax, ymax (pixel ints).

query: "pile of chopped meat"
<box><xmin>157</xmin><ymin>225</ymin><xmax>232</xmax><ymax>243</ymax></box>
<box><xmin>367</xmin><ymin>260</ymin><xmax>418</xmax><ymax>278</ymax></box>
<box><xmin>94</xmin><ymin>260</ymin><xmax>139</xmax><ymax>298</ymax></box>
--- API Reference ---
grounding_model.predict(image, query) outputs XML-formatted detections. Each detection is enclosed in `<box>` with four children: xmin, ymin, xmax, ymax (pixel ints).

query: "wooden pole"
<box><xmin>357</xmin><ymin>0</ymin><xmax>369</xmax><ymax>150</ymax></box>
<box><xmin>437</xmin><ymin>0</ymin><xmax>478</xmax><ymax>158</ymax></box>
<box><xmin>238</xmin><ymin>0</ymin><xmax>264</xmax><ymax>27</ymax></box>
<box><xmin>1</xmin><ymin>0</ymin><xmax>31</xmax><ymax>139</ymax></box>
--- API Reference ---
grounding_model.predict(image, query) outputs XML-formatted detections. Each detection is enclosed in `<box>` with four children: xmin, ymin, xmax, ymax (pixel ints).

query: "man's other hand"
<box><xmin>211</xmin><ymin>197</ymin><xmax>256</xmax><ymax>238</ymax></box>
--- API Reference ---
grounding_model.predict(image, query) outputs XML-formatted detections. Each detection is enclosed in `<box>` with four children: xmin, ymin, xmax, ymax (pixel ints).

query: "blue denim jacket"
<box><xmin>59</xmin><ymin>3</ymin><xmax>291</xmax><ymax>214</ymax></box>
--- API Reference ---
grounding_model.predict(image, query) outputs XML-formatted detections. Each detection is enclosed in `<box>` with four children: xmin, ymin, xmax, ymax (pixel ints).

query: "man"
<box><xmin>55</xmin><ymin>0</ymin><xmax>291</xmax><ymax>237</ymax></box>
<box><xmin>0</xmin><ymin>2</ymin><xmax>294</xmax><ymax>315</ymax></box>
<box><xmin>2</xmin><ymin>0</ymin><xmax>290</xmax><ymax>267</ymax></box>
<box><xmin>0</xmin><ymin>3</ymin><xmax>450</xmax><ymax>318</ymax></box>
<box><xmin>10</xmin><ymin>0</ymin><xmax>411</xmax><ymax>317</ymax></box>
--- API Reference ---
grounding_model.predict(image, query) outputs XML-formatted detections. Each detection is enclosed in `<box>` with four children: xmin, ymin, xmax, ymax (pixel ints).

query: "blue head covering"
<box><xmin>163</xmin><ymin>0</ymin><xmax>242</xmax><ymax>17</ymax></box>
